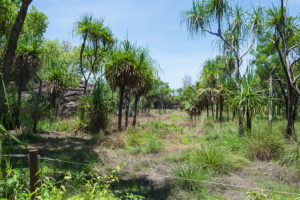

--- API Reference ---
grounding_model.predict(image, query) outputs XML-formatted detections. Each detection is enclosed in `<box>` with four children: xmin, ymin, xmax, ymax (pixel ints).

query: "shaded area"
<box><xmin>3</xmin><ymin>131</ymin><xmax>99</xmax><ymax>171</ymax></box>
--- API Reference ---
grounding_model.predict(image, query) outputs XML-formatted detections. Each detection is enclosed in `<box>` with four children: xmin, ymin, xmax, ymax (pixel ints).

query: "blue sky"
<box><xmin>31</xmin><ymin>0</ymin><xmax>300</xmax><ymax>89</ymax></box>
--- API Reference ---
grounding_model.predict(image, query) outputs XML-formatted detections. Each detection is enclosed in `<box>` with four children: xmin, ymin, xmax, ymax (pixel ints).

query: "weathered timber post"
<box><xmin>29</xmin><ymin>149</ymin><xmax>39</xmax><ymax>199</ymax></box>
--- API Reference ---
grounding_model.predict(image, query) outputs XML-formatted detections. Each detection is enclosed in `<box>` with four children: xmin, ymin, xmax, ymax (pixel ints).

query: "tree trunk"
<box><xmin>79</xmin><ymin>79</ymin><xmax>89</xmax><ymax>120</ymax></box>
<box><xmin>232</xmin><ymin>109</ymin><xmax>235</xmax><ymax>121</ymax></box>
<box><xmin>293</xmin><ymin>95</ymin><xmax>299</xmax><ymax>121</ymax></box>
<box><xmin>220</xmin><ymin>96</ymin><xmax>223</xmax><ymax>121</ymax></box>
<box><xmin>0</xmin><ymin>0</ymin><xmax>33</xmax><ymax>117</ymax></box>
<box><xmin>246</xmin><ymin>107</ymin><xmax>251</xmax><ymax>131</ymax></box>
<box><xmin>16</xmin><ymin>86</ymin><xmax>22</xmax><ymax>127</ymax></box>
<box><xmin>286</xmin><ymin>86</ymin><xmax>295</xmax><ymax>138</ymax></box>
<box><xmin>125</xmin><ymin>92</ymin><xmax>130</xmax><ymax>128</ymax></box>
<box><xmin>211</xmin><ymin>98</ymin><xmax>214</xmax><ymax>120</ymax></box>
<box><xmin>118</xmin><ymin>87</ymin><xmax>124</xmax><ymax>131</ymax></box>
<box><xmin>33</xmin><ymin>78</ymin><xmax>42</xmax><ymax>134</ymax></box>
<box><xmin>53</xmin><ymin>92</ymin><xmax>58</xmax><ymax>117</ymax></box>
<box><xmin>268</xmin><ymin>67</ymin><xmax>277</xmax><ymax>132</ymax></box>
<box><xmin>238</xmin><ymin>108</ymin><xmax>243</xmax><ymax>135</ymax></box>
<box><xmin>216</xmin><ymin>100</ymin><xmax>219</xmax><ymax>121</ymax></box>
<box><xmin>206</xmin><ymin>104</ymin><xmax>209</xmax><ymax>118</ymax></box>
<box><xmin>132</xmin><ymin>96</ymin><xmax>139</xmax><ymax>127</ymax></box>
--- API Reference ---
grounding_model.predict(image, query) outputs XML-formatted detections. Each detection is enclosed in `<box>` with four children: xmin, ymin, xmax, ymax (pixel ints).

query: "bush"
<box><xmin>249</xmin><ymin>131</ymin><xmax>284</xmax><ymax>161</ymax></box>
<box><xmin>175</xmin><ymin>163</ymin><xmax>207</xmax><ymax>191</ymax></box>
<box><xmin>280</xmin><ymin>140</ymin><xmax>300</xmax><ymax>175</ymax></box>
<box><xmin>85</xmin><ymin>78</ymin><xmax>113</xmax><ymax>134</ymax></box>
<box><xmin>192</xmin><ymin>145</ymin><xmax>230</xmax><ymax>174</ymax></box>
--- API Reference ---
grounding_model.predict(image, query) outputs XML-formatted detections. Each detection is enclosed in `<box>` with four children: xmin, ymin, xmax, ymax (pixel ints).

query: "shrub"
<box><xmin>280</xmin><ymin>140</ymin><xmax>300</xmax><ymax>175</ymax></box>
<box><xmin>249</xmin><ymin>131</ymin><xmax>284</xmax><ymax>161</ymax></box>
<box><xmin>193</xmin><ymin>145</ymin><xmax>230</xmax><ymax>174</ymax></box>
<box><xmin>175</xmin><ymin>163</ymin><xmax>207</xmax><ymax>191</ymax></box>
<box><xmin>85</xmin><ymin>78</ymin><xmax>113</xmax><ymax>134</ymax></box>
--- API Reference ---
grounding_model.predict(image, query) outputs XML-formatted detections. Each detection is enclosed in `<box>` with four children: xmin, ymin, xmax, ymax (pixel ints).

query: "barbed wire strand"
<box><xmin>1</xmin><ymin>154</ymin><xmax>300</xmax><ymax>197</ymax></box>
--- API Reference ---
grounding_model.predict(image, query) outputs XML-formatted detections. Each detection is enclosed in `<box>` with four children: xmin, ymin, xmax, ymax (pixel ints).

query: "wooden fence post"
<box><xmin>29</xmin><ymin>149</ymin><xmax>39</xmax><ymax>199</ymax></box>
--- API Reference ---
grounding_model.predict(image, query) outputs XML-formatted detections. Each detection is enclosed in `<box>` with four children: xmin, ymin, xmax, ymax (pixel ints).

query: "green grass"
<box><xmin>127</xmin><ymin>128</ymin><xmax>163</xmax><ymax>154</ymax></box>
<box><xmin>126</xmin><ymin>120</ymin><xmax>185</xmax><ymax>154</ymax></box>
<box><xmin>172</xmin><ymin>114</ymin><xmax>300</xmax><ymax>199</ymax></box>
<box><xmin>37</xmin><ymin>119</ymin><xmax>71</xmax><ymax>132</ymax></box>
<box><xmin>168</xmin><ymin>113</ymin><xmax>188</xmax><ymax>119</ymax></box>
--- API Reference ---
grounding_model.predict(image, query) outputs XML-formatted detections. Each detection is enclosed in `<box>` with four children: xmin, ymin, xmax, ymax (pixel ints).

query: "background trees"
<box><xmin>0</xmin><ymin>0</ymin><xmax>33</xmax><ymax>124</ymax></box>
<box><xmin>263</xmin><ymin>0</ymin><xmax>300</xmax><ymax>138</ymax></box>
<box><xmin>105</xmin><ymin>40</ymin><xmax>157</xmax><ymax>130</ymax></box>
<box><xmin>181</xmin><ymin>0</ymin><xmax>263</xmax><ymax>135</ymax></box>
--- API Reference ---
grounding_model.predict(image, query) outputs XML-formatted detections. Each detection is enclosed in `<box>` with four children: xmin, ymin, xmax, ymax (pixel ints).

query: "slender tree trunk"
<box><xmin>206</xmin><ymin>104</ymin><xmax>209</xmax><ymax>118</ymax></box>
<box><xmin>53</xmin><ymin>92</ymin><xmax>58</xmax><ymax>117</ymax></box>
<box><xmin>118</xmin><ymin>87</ymin><xmax>124</xmax><ymax>131</ymax></box>
<box><xmin>286</xmin><ymin>86</ymin><xmax>295</xmax><ymax>138</ymax></box>
<box><xmin>269</xmin><ymin>68</ymin><xmax>276</xmax><ymax>132</ymax></box>
<box><xmin>238</xmin><ymin>108</ymin><xmax>244</xmax><ymax>135</ymax></box>
<box><xmin>33</xmin><ymin>78</ymin><xmax>42</xmax><ymax>134</ymax></box>
<box><xmin>232</xmin><ymin>109</ymin><xmax>235</xmax><ymax>121</ymax></box>
<box><xmin>220</xmin><ymin>96</ymin><xmax>223</xmax><ymax>121</ymax></box>
<box><xmin>246</xmin><ymin>107</ymin><xmax>251</xmax><ymax>131</ymax></box>
<box><xmin>125</xmin><ymin>92</ymin><xmax>130</xmax><ymax>128</ymax></box>
<box><xmin>132</xmin><ymin>96</ymin><xmax>139</xmax><ymax>127</ymax></box>
<box><xmin>0</xmin><ymin>0</ymin><xmax>33</xmax><ymax>117</ymax></box>
<box><xmin>216</xmin><ymin>100</ymin><xmax>219</xmax><ymax>121</ymax></box>
<box><xmin>79</xmin><ymin>79</ymin><xmax>89</xmax><ymax>120</ymax></box>
<box><xmin>16</xmin><ymin>86</ymin><xmax>22</xmax><ymax>127</ymax></box>
<box><xmin>226</xmin><ymin>108</ymin><xmax>229</xmax><ymax>121</ymax></box>
<box><xmin>293</xmin><ymin>95</ymin><xmax>299</xmax><ymax>121</ymax></box>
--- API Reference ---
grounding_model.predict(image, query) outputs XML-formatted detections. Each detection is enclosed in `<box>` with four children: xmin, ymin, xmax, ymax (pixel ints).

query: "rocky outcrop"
<box><xmin>22</xmin><ymin>80</ymin><xmax>93</xmax><ymax>117</ymax></box>
<box><xmin>59</xmin><ymin>81</ymin><xmax>93</xmax><ymax>116</ymax></box>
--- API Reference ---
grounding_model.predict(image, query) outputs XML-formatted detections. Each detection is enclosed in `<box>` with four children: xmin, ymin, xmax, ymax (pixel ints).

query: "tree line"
<box><xmin>0</xmin><ymin>0</ymin><xmax>177</xmax><ymax>135</ymax></box>
<box><xmin>179</xmin><ymin>0</ymin><xmax>300</xmax><ymax>140</ymax></box>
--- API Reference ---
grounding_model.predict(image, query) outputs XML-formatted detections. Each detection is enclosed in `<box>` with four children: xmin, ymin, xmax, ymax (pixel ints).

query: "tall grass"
<box><xmin>126</xmin><ymin>121</ymin><xmax>184</xmax><ymax>154</ymax></box>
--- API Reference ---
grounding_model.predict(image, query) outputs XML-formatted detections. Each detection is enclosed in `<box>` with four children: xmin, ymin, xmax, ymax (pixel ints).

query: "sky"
<box><xmin>31</xmin><ymin>0</ymin><xmax>300</xmax><ymax>89</ymax></box>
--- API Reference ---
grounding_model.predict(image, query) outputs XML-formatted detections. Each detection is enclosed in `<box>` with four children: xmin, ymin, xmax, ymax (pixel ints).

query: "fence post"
<box><xmin>29</xmin><ymin>149</ymin><xmax>39</xmax><ymax>200</ymax></box>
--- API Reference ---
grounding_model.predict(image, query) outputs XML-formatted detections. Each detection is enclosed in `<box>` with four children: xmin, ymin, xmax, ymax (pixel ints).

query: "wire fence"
<box><xmin>1</xmin><ymin>153</ymin><xmax>300</xmax><ymax>197</ymax></box>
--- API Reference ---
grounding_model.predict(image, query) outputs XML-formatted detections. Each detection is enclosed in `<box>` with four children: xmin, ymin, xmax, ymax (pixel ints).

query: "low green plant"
<box><xmin>37</xmin><ymin>119</ymin><xmax>71</xmax><ymax>132</ymax></box>
<box><xmin>127</xmin><ymin>128</ymin><xmax>163</xmax><ymax>154</ymax></box>
<box><xmin>0</xmin><ymin>162</ymin><xmax>144</xmax><ymax>200</ymax></box>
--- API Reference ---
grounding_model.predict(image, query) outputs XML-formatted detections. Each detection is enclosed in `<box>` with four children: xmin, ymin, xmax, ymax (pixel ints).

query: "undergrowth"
<box><xmin>0</xmin><ymin>162</ymin><xmax>144</xmax><ymax>200</ymax></box>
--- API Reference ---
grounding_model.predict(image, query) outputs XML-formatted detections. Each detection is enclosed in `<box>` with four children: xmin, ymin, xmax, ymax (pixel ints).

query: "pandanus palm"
<box><xmin>105</xmin><ymin>40</ymin><xmax>139</xmax><ymax>131</ymax></box>
<box><xmin>74</xmin><ymin>15</ymin><xmax>114</xmax><ymax>119</ymax></box>
<box><xmin>131</xmin><ymin>47</ymin><xmax>157</xmax><ymax>127</ymax></box>
<box><xmin>227</xmin><ymin>77</ymin><xmax>267</xmax><ymax>132</ymax></box>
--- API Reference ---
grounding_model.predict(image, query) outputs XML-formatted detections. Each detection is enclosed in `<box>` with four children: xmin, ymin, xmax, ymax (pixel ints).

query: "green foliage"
<box><xmin>37</xmin><ymin>119</ymin><xmax>71</xmax><ymax>132</ymax></box>
<box><xmin>127</xmin><ymin>127</ymin><xmax>163</xmax><ymax>154</ymax></box>
<box><xmin>18</xmin><ymin>6</ymin><xmax>48</xmax><ymax>53</ymax></box>
<box><xmin>84</xmin><ymin>78</ymin><xmax>113</xmax><ymax>133</ymax></box>
<box><xmin>227</xmin><ymin>77</ymin><xmax>267</xmax><ymax>114</ymax></box>
<box><xmin>0</xmin><ymin>163</ymin><xmax>143</xmax><ymax>200</ymax></box>
<box><xmin>0</xmin><ymin>0</ymin><xmax>19</xmax><ymax>50</ymax></box>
